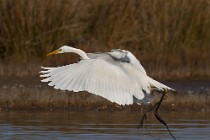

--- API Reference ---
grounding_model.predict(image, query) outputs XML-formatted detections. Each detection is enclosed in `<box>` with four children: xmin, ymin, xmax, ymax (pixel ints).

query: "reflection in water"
<box><xmin>0</xmin><ymin>111</ymin><xmax>209</xmax><ymax>140</ymax></box>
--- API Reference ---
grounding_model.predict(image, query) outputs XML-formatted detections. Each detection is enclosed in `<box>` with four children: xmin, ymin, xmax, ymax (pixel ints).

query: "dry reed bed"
<box><xmin>0</xmin><ymin>77</ymin><xmax>209</xmax><ymax>112</ymax></box>
<box><xmin>0</xmin><ymin>0</ymin><xmax>210</xmax><ymax>79</ymax></box>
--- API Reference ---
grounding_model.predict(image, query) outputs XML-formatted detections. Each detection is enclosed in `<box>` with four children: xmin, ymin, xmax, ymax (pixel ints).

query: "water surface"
<box><xmin>0</xmin><ymin>111</ymin><xmax>209</xmax><ymax>140</ymax></box>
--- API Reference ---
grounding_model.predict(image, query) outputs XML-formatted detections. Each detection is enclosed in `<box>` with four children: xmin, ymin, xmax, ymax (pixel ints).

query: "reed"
<box><xmin>1</xmin><ymin>88</ymin><xmax>209</xmax><ymax>112</ymax></box>
<box><xmin>0</xmin><ymin>0</ymin><xmax>210</xmax><ymax>79</ymax></box>
<box><xmin>0</xmin><ymin>77</ymin><xmax>209</xmax><ymax>111</ymax></box>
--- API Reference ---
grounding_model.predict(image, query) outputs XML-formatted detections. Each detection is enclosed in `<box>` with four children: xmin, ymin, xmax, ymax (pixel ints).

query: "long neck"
<box><xmin>65</xmin><ymin>46</ymin><xmax>90</xmax><ymax>60</ymax></box>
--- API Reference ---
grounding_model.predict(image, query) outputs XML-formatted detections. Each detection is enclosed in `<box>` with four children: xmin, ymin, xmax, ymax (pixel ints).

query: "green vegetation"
<box><xmin>0</xmin><ymin>0</ymin><xmax>210</xmax><ymax>79</ymax></box>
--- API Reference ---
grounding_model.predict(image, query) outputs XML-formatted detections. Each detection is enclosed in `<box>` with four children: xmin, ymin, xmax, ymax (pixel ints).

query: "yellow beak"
<box><xmin>46</xmin><ymin>49</ymin><xmax>60</xmax><ymax>56</ymax></box>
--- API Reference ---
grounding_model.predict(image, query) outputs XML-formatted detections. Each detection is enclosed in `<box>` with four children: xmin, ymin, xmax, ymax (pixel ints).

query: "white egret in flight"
<box><xmin>40</xmin><ymin>45</ymin><xmax>176</xmax><ymax>139</ymax></box>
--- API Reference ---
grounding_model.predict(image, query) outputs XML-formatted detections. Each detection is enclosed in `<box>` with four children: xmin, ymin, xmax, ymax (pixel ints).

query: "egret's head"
<box><xmin>46</xmin><ymin>45</ymin><xmax>72</xmax><ymax>56</ymax></box>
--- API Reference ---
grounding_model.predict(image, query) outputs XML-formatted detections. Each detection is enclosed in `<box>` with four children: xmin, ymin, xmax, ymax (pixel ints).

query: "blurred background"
<box><xmin>0</xmin><ymin>0</ymin><xmax>210</xmax><ymax>79</ymax></box>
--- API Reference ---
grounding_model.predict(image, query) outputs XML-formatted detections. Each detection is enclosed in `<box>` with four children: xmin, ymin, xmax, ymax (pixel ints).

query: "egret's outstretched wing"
<box><xmin>40</xmin><ymin>59</ymin><xmax>147</xmax><ymax>105</ymax></box>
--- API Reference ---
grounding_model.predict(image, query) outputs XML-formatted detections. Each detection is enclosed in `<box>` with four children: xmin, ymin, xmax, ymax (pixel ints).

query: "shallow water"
<box><xmin>0</xmin><ymin>111</ymin><xmax>209</xmax><ymax>140</ymax></box>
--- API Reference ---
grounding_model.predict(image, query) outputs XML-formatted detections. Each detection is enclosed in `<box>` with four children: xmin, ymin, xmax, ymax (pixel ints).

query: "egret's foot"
<box><xmin>154</xmin><ymin>110</ymin><xmax>176</xmax><ymax>140</ymax></box>
<box><xmin>154</xmin><ymin>89</ymin><xmax>176</xmax><ymax>140</ymax></box>
<box><xmin>139</xmin><ymin>89</ymin><xmax>176</xmax><ymax>140</ymax></box>
<box><xmin>138</xmin><ymin>111</ymin><xmax>148</xmax><ymax>129</ymax></box>
<box><xmin>138</xmin><ymin>101</ymin><xmax>159</xmax><ymax>129</ymax></box>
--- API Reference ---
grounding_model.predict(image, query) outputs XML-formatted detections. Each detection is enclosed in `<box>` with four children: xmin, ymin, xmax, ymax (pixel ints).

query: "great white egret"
<box><xmin>40</xmin><ymin>45</ymin><xmax>176</xmax><ymax>139</ymax></box>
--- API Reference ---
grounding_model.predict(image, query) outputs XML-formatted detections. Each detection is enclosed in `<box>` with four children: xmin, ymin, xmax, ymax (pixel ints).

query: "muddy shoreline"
<box><xmin>0</xmin><ymin>77</ymin><xmax>210</xmax><ymax>112</ymax></box>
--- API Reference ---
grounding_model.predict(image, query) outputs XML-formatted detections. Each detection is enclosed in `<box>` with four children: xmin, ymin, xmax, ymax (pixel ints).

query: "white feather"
<box><xmin>40</xmin><ymin>46</ymin><xmax>174</xmax><ymax>105</ymax></box>
<box><xmin>41</xmin><ymin>59</ymin><xmax>146</xmax><ymax>105</ymax></box>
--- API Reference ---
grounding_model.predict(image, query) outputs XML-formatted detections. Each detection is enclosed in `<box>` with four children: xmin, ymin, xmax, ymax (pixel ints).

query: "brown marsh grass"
<box><xmin>0</xmin><ymin>77</ymin><xmax>209</xmax><ymax>112</ymax></box>
<box><xmin>0</xmin><ymin>0</ymin><xmax>210</xmax><ymax>79</ymax></box>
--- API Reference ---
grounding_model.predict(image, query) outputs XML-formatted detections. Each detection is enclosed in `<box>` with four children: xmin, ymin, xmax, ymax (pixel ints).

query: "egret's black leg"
<box><xmin>154</xmin><ymin>89</ymin><xmax>176</xmax><ymax>140</ymax></box>
<box><xmin>138</xmin><ymin>102</ymin><xmax>159</xmax><ymax>129</ymax></box>
<box><xmin>138</xmin><ymin>89</ymin><xmax>165</xmax><ymax>129</ymax></box>
<box><xmin>139</xmin><ymin>89</ymin><xmax>176</xmax><ymax>140</ymax></box>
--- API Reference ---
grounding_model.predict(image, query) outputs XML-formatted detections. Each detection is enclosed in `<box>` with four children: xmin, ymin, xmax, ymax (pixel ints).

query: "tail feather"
<box><xmin>147</xmin><ymin>77</ymin><xmax>174</xmax><ymax>91</ymax></box>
